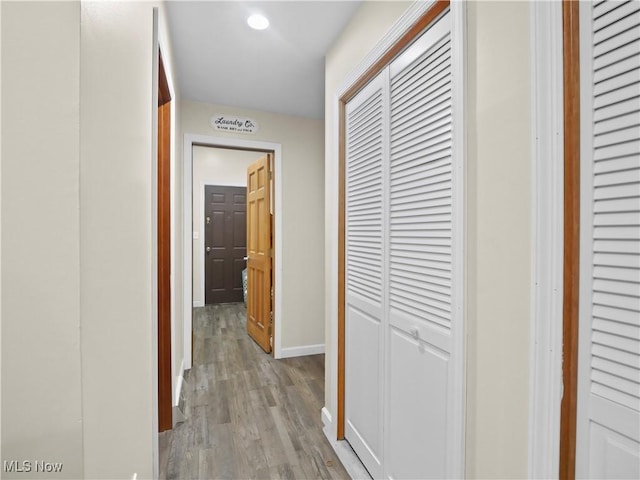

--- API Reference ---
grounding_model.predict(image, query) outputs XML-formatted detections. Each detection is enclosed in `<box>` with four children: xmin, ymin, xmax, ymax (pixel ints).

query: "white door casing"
<box><xmin>575</xmin><ymin>2</ymin><xmax>640</xmax><ymax>478</ymax></box>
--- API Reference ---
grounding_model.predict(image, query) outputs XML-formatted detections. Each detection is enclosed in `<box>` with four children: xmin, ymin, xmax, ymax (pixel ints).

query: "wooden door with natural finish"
<box><xmin>246</xmin><ymin>154</ymin><xmax>272</xmax><ymax>353</ymax></box>
<box><xmin>157</xmin><ymin>51</ymin><xmax>172</xmax><ymax>433</ymax></box>
<box><xmin>204</xmin><ymin>185</ymin><xmax>247</xmax><ymax>304</ymax></box>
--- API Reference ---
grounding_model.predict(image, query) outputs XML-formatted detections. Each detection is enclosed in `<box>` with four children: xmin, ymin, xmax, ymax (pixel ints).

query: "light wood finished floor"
<box><xmin>159</xmin><ymin>303</ymin><xmax>349</xmax><ymax>480</ymax></box>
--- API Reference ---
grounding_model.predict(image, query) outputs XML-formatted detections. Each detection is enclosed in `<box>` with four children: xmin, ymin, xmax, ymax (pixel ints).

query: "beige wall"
<box><xmin>192</xmin><ymin>146</ymin><xmax>263</xmax><ymax>306</ymax></box>
<box><xmin>182</xmin><ymin>100</ymin><xmax>325</xmax><ymax>352</ymax></box>
<box><xmin>324</xmin><ymin>1</ymin><xmax>532</xmax><ymax>478</ymax></box>
<box><xmin>1</xmin><ymin>2</ymin><xmax>180</xmax><ymax>477</ymax></box>
<box><xmin>1</xmin><ymin>3</ymin><xmax>83</xmax><ymax>477</ymax></box>
<box><xmin>465</xmin><ymin>2</ymin><xmax>531</xmax><ymax>477</ymax></box>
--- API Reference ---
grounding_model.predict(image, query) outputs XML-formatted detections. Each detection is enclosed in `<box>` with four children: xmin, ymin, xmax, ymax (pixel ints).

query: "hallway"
<box><xmin>159</xmin><ymin>304</ymin><xmax>349</xmax><ymax>479</ymax></box>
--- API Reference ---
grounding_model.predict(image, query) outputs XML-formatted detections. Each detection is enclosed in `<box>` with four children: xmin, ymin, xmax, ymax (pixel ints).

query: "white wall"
<box><xmin>1</xmin><ymin>2</ymin><xmax>180</xmax><ymax>477</ymax></box>
<box><xmin>182</xmin><ymin>100</ymin><xmax>325</xmax><ymax>352</ymax></box>
<box><xmin>324</xmin><ymin>1</ymin><xmax>532</xmax><ymax>478</ymax></box>
<box><xmin>192</xmin><ymin>146</ymin><xmax>263</xmax><ymax>306</ymax></box>
<box><xmin>80</xmin><ymin>2</ymin><xmax>161</xmax><ymax>477</ymax></box>
<box><xmin>1</xmin><ymin>3</ymin><xmax>83</xmax><ymax>477</ymax></box>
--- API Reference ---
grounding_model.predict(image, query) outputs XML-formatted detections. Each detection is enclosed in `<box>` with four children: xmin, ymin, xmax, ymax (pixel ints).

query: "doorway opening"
<box><xmin>193</xmin><ymin>147</ymin><xmax>265</xmax><ymax>307</ymax></box>
<box><xmin>183</xmin><ymin>135</ymin><xmax>283</xmax><ymax>366</ymax></box>
<box><xmin>193</xmin><ymin>146</ymin><xmax>275</xmax><ymax>354</ymax></box>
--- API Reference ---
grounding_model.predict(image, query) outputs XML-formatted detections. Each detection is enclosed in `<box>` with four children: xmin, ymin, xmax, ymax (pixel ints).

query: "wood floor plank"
<box><xmin>160</xmin><ymin>303</ymin><xmax>349</xmax><ymax>479</ymax></box>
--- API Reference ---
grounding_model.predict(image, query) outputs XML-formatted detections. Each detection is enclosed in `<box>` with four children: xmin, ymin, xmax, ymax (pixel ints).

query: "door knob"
<box><xmin>206</xmin><ymin>246</ymin><xmax>211</xmax><ymax>253</ymax></box>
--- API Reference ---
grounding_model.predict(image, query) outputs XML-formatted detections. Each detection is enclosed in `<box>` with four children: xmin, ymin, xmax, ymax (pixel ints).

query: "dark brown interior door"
<box><xmin>204</xmin><ymin>185</ymin><xmax>247</xmax><ymax>304</ymax></box>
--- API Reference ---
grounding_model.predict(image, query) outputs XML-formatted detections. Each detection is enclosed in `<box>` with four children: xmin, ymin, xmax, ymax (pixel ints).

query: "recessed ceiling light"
<box><xmin>247</xmin><ymin>13</ymin><xmax>269</xmax><ymax>30</ymax></box>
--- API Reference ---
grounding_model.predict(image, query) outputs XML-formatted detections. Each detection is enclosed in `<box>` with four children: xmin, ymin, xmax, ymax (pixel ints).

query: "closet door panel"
<box><xmin>387</xmin><ymin>327</ymin><xmax>448</xmax><ymax>479</ymax></box>
<box><xmin>345</xmin><ymin>72</ymin><xmax>386</xmax><ymax>479</ymax></box>
<box><xmin>387</xmin><ymin>12</ymin><xmax>455</xmax><ymax>479</ymax></box>
<box><xmin>576</xmin><ymin>2</ymin><xmax>640</xmax><ymax>478</ymax></box>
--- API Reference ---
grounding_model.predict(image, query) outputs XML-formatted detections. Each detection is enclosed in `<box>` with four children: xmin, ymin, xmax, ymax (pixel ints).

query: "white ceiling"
<box><xmin>165</xmin><ymin>1</ymin><xmax>362</xmax><ymax>119</ymax></box>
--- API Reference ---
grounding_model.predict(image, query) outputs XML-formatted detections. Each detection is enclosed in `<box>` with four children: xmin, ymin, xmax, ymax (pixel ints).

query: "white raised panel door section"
<box><xmin>345</xmin><ymin>71</ymin><xmax>387</xmax><ymax>480</ymax></box>
<box><xmin>576</xmin><ymin>2</ymin><xmax>640</xmax><ymax>478</ymax></box>
<box><xmin>386</xmin><ymin>13</ymin><xmax>454</xmax><ymax>479</ymax></box>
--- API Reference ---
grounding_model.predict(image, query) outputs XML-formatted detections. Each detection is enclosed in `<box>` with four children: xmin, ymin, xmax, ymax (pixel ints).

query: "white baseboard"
<box><xmin>278</xmin><ymin>343</ymin><xmax>325</xmax><ymax>359</ymax></box>
<box><xmin>321</xmin><ymin>407</ymin><xmax>333</xmax><ymax>428</ymax></box>
<box><xmin>192</xmin><ymin>300</ymin><xmax>204</xmax><ymax>308</ymax></box>
<box><xmin>172</xmin><ymin>358</ymin><xmax>186</xmax><ymax>428</ymax></box>
<box><xmin>321</xmin><ymin>414</ymin><xmax>371</xmax><ymax>480</ymax></box>
<box><xmin>174</xmin><ymin>358</ymin><xmax>185</xmax><ymax>406</ymax></box>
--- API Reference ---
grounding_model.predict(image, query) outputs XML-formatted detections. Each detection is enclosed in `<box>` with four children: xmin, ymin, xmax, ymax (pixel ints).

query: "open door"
<box><xmin>157</xmin><ymin>50</ymin><xmax>172</xmax><ymax>432</ymax></box>
<box><xmin>246</xmin><ymin>154</ymin><xmax>272</xmax><ymax>353</ymax></box>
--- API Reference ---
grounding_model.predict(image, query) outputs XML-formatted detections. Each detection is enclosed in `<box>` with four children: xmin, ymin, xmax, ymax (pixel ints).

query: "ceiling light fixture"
<box><xmin>247</xmin><ymin>13</ymin><xmax>269</xmax><ymax>30</ymax></box>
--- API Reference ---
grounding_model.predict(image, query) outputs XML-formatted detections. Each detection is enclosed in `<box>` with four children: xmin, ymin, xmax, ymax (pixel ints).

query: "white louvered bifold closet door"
<box><xmin>576</xmin><ymin>1</ymin><xmax>640</xmax><ymax>478</ymax></box>
<box><xmin>386</xmin><ymin>12</ymin><xmax>454</xmax><ymax>479</ymax></box>
<box><xmin>344</xmin><ymin>71</ymin><xmax>387</xmax><ymax>480</ymax></box>
<box><xmin>345</xmin><ymin>9</ymin><xmax>461</xmax><ymax>479</ymax></box>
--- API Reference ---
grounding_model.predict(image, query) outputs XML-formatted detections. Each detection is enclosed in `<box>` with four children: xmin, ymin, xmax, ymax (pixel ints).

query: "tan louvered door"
<box><xmin>575</xmin><ymin>1</ymin><xmax>640</xmax><ymax>477</ymax></box>
<box><xmin>246</xmin><ymin>155</ymin><xmax>272</xmax><ymax>353</ymax></box>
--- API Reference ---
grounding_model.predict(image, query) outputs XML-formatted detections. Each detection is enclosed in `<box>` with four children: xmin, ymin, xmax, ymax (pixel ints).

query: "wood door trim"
<box><xmin>559</xmin><ymin>1</ymin><xmax>580</xmax><ymax>478</ymax></box>
<box><xmin>157</xmin><ymin>48</ymin><xmax>172</xmax><ymax>432</ymax></box>
<box><xmin>158</xmin><ymin>52</ymin><xmax>171</xmax><ymax>107</ymax></box>
<box><xmin>336</xmin><ymin>0</ymin><xmax>450</xmax><ymax>441</ymax></box>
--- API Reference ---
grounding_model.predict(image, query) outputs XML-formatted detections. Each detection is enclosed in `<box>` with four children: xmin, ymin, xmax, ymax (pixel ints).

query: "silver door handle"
<box><xmin>243</xmin><ymin>256</ymin><xmax>248</xmax><ymax>260</ymax></box>
<box><xmin>206</xmin><ymin>246</ymin><xmax>211</xmax><ymax>253</ymax></box>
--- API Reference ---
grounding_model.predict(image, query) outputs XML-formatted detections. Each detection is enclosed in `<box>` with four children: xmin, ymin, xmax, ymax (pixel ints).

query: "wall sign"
<box><xmin>210</xmin><ymin>114</ymin><xmax>259</xmax><ymax>134</ymax></box>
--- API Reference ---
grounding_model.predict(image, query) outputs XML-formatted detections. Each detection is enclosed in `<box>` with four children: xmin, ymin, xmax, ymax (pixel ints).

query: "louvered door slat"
<box><xmin>593</xmin><ymin>355</ymin><xmax>640</xmax><ymax>381</ymax></box>
<box><xmin>594</xmin><ymin>23</ymin><xmax>640</xmax><ymax>57</ymax></box>
<box><xmin>593</xmin><ymin>2</ymin><xmax>640</xmax><ymax>42</ymax></box>
<box><xmin>594</xmin><ymin>154</ymin><xmax>640</xmax><ymax>174</ymax></box>
<box><xmin>594</xmin><ymin>0</ymin><xmax>630</xmax><ymax>19</ymax></box>
<box><xmin>576</xmin><ymin>2</ymin><xmax>640</xmax><ymax>477</ymax></box>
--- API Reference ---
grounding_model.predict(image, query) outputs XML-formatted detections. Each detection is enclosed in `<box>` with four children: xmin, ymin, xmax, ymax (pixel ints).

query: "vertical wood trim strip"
<box><xmin>158</xmin><ymin>100</ymin><xmax>173</xmax><ymax>432</ymax></box>
<box><xmin>336</xmin><ymin>0</ymin><xmax>451</xmax><ymax>443</ymax></box>
<box><xmin>559</xmin><ymin>1</ymin><xmax>580</xmax><ymax>478</ymax></box>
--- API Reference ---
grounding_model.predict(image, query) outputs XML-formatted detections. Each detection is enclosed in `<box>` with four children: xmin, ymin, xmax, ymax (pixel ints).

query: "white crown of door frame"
<box><xmin>183</xmin><ymin>133</ymin><xmax>283</xmax><ymax>367</ymax></box>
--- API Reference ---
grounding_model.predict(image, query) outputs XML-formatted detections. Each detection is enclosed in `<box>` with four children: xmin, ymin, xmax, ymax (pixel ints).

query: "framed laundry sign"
<box><xmin>210</xmin><ymin>114</ymin><xmax>259</xmax><ymax>134</ymax></box>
